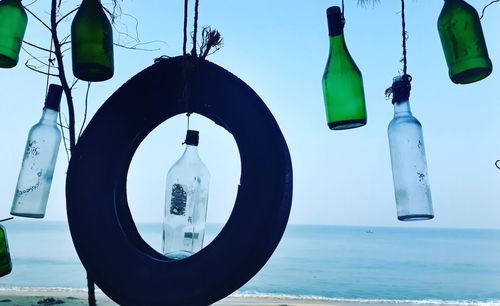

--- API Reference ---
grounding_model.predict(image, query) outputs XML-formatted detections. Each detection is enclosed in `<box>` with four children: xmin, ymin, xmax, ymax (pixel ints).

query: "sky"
<box><xmin>0</xmin><ymin>0</ymin><xmax>500</xmax><ymax>230</ymax></box>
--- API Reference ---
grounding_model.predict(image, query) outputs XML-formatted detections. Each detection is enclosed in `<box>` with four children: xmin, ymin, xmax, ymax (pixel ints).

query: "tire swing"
<box><xmin>66</xmin><ymin>56</ymin><xmax>293</xmax><ymax>306</ymax></box>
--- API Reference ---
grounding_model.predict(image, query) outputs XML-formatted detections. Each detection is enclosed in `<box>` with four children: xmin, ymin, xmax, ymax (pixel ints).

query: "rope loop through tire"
<box><xmin>66</xmin><ymin>56</ymin><xmax>293</xmax><ymax>306</ymax></box>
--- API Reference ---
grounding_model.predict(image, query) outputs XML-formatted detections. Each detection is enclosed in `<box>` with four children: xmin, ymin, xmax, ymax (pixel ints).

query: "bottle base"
<box><xmin>328</xmin><ymin>119</ymin><xmax>366</xmax><ymax>130</ymax></box>
<box><xmin>74</xmin><ymin>63</ymin><xmax>114</xmax><ymax>82</ymax></box>
<box><xmin>10</xmin><ymin>211</ymin><xmax>45</xmax><ymax>219</ymax></box>
<box><xmin>398</xmin><ymin>214</ymin><xmax>434</xmax><ymax>221</ymax></box>
<box><xmin>164</xmin><ymin>250</ymin><xmax>193</xmax><ymax>260</ymax></box>
<box><xmin>0</xmin><ymin>54</ymin><xmax>17</xmax><ymax>68</ymax></box>
<box><xmin>451</xmin><ymin>67</ymin><xmax>492</xmax><ymax>84</ymax></box>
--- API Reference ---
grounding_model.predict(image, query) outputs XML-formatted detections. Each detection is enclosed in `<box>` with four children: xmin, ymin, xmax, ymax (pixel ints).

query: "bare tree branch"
<box><xmin>481</xmin><ymin>0</ymin><xmax>500</xmax><ymax>19</ymax></box>
<box><xmin>24</xmin><ymin>63</ymin><xmax>59</xmax><ymax>77</ymax></box>
<box><xmin>56</xmin><ymin>7</ymin><xmax>79</xmax><ymax>26</ymax></box>
<box><xmin>23</xmin><ymin>6</ymin><xmax>51</xmax><ymax>31</ymax></box>
<box><xmin>51</xmin><ymin>0</ymin><xmax>76</xmax><ymax>152</ymax></box>
<box><xmin>23</xmin><ymin>40</ymin><xmax>52</xmax><ymax>52</ymax></box>
<box><xmin>79</xmin><ymin>82</ymin><xmax>91</xmax><ymax>139</ymax></box>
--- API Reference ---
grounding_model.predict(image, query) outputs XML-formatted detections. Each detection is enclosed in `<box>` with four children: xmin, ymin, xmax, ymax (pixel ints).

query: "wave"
<box><xmin>0</xmin><ymin>287</ymin><xmax>499</xmax><ymax>306</ymax></box>
<box><xmin>0</xmin><ymin>286</ymin><xmax>99</xmax><ymax>293</ymax></box>
<box><xmin>232</xmin><ymin>291</ymin><xmax>500</xmax><ymax>305</ymax></box>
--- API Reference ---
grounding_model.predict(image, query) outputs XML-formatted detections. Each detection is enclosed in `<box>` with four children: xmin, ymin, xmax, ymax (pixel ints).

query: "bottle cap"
<box><xmin>44</xmin><ymin>84</ymin><xmax>63</xmax><ymax>111</ymax></box>
<box><xmin>326</xmin><ymin>6</ymin><xmax>344</xmax><ymax>36</ymax></box>
<box><xmin>184</xmin><ymin>130</ymin><xmax>199</xmax><ymax>146</ymax></box>
<box><xmin>391</xmin><ymin>75</ymin><xmax>412</xmax><ymax>104</ymax></box>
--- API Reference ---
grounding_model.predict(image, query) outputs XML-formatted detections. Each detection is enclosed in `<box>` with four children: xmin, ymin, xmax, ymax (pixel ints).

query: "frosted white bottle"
<box><xmin>11</xmin><ymin>84</ymin><xmax>63</xmax><ymax>218</ymax></box>
<box><xmin>162</xmin><ymin>130</ymin><xmax>210</xmax><ymax>260</ymax></box>
<box><xmin>387</xmin><ymin>76</ymin><xmax>433</xmax><ymax>221</ymax></box>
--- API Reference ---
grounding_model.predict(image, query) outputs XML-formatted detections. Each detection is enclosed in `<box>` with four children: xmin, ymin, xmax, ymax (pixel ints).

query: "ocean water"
<box><xmin>0</xmin><ymin>221</ymin><xmax>499</xmax><ymax>305</ymax></box>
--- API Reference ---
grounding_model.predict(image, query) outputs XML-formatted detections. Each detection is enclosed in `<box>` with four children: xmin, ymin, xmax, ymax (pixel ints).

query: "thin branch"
<box><xmin>70</xmin><ymin>79</ymin><xmax>79</xmax><ymax>90</ymax></box>
<box><xmin>51</xmin><ymin>0</ymin><xmax>76</xmax><ymax>152</ymax></box>
<box><xmin>113</xmin><ymin>42</ymin><xmax>161</xmax><ymax>52</ymax></box>
<box><xmin>357</xmin><ymin>0</ymin><xmax>380</xmax><ymax>6</ymax></box>
<box><xmin>23</xmin><ymin>6</ymin><xmax>51</xmax><ymax>31</ymax></box>
<box><xmin>58</xmin><ymin>112</ymin><xmax>70</xmax><ymax>163</ymax></box>
<box><xmin>23</xmin><ymin>40</ymin><xmax>52</xmax><ymax>52</ymax></box>
<box><xmin>24</xmin><ymin>63</ymin><xmax>59</xmax><ymax>77</ymax></box>
<box><xmin>79</xmin><ymin>82</ymin><xmax>91</xmax><ymax>139</ymax></box>
<box><xmin>56</xmin><ymin>7</ymin><xmax>79</xmax><ymax>26</ymax></box>
<box><xmin>22</xmin><ymin>46</ymin><xmax>54</xmax><ymax>68</ymax></box>
<box><xmin>24</xmin><ymin>0</ymin><xmax>40</xmax><ymax>7</ymax></box>
<box><xmin>480</xmin><ymin>0</ymin><xmax>500</xmax><ymax>19</ymax></box>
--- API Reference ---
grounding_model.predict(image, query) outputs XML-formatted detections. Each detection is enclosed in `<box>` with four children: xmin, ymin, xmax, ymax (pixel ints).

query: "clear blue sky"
<box><xmin>1</xmin><ymin>0</ymin><xmax>499</xmax><ymax>229</ymax></box>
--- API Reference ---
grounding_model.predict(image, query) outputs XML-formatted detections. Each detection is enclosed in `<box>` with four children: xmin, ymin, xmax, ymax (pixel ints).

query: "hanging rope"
<box><xmin>401</xmin><ymin>0</ymin><xmax>408</xmax><ymax>77</ymax></box>
<box><xmin>385</xmin><ymin>0</ymin><xmax>411</xmax><ymax>99</ymax></box>
<box><xmin>183</xmin><ymin>0</ymin><xmax>188</xmax><ymax>55</ymax></box>
<box><xmin>191</xmin><ymin>0</ymin><xmax>200</xmax><ymax>57</ymax></box>
<box><xmin>341</xmin><ymin>0</ymin><xmax>345</xmax><ymax>23</ymax></box>
<box><xmin>496</xmin><ymin>160</ymin><xmax>500</xmax><ymax>169</ymax></box>
<box><xmin>179</xmin><ymin>0</ymin><xmax>223</xmax><ymax>124</ymax></box>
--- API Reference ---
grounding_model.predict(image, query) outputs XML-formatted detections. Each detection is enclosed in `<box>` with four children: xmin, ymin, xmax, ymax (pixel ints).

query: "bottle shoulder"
<box><xmin>388</xmin><ymin>113</ymin><xmax>422</xmax><ymax>130</ymax></box>
<box><xmin>167</xmin><ymin>157</ymin><xmax>210</xmax><ymax>175</ymax></box>
<box><xmin>72</xmin><ymin>1</ymin><xmax>110</xmax><ymax>28</ymax></box>
<box><xmin>438</xmin><ymin>1</ymin><xmax>476</xmax><ymax>25</ymax></box>
<box><xmin>28</xmin><ymin>121</ymin><xmax>62</xmax><ymax>139</ymax></box>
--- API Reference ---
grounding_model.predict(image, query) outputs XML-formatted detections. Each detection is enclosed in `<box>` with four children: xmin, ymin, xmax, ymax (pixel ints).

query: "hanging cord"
<box><xmin>401</xmin><ymin>0</ymin><xmax>408</xmax><ymax>77</ymax></box>
<box><xmin>179</xmin><ymin>0</ymin><xmax>223</xmax><ymax>128</ymax></box>
<box><xmin>191</xmin><ymin>0</ymin><xmax>200</xmax><ymax>57</ymax></box>
<box><xmin>153</xmin><ymin>0</ymin><xmax>224</xmax><ymax>132</ymax></box>
<box><xmin>385</xmin><ymin>0</ymin><xmax>411</xmax><ymax>99</ymax></box>
<box><xmin>341</xmin><ymin>0</ymin><xmax>345</xmax><ymax>24</ymax></box>
<box><xmin>183</xmin><ymin>0</ymin><xmax>188</xmax><ymax>55</ymax></box>
<box><xmin>496</xmin><ymin>160</ymin><xmax>500</xmax><ymax>169</ymax></box>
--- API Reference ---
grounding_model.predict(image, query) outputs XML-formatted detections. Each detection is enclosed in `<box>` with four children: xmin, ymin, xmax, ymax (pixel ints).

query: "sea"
<box><xmin>0</xmin><ymin>220</ymin><xmax>499</xmax><ymax>305</ymax></box>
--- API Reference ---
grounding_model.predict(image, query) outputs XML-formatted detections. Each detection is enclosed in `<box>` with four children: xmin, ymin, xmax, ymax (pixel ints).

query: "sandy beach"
<box><xmin>0</xmin><ymin>288</ymin><xmax>459</xmax><ymax>306</ymax></box>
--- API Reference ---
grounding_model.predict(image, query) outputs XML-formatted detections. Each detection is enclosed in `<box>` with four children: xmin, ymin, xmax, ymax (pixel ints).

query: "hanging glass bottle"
<box><xmin>162</xmin><ymin>130</ymin><xmax>210</xmax><ymax>260</ymax></box>
<box><xmin>71</xmin><ymin>0</ymin><xmax>114</xmax><ymax>82</ymax></box>
<box><xmin>0</xmin><ymin>224</ymin><xmax>12</xmax><ymax>277</ymax></box>
<box><xmin>437</xmin><ymin>0</ymin><xmax>492</xmax><ymax>84</ymax></box>
<box><xmin>11</xmin><ymin>84</ymin><xmax>63</xmax><ymax>218</ymax></box>
<box><xmin>387</xmin><ymin>76</ymin><xmax>433</xmax><ymax>221</ymax></box>
<box><xmin>322</xmin><ymin>6</ymin><xmax>367</xmax><ymax>130</ymax></box>
<box><xmin>0</xmin><ymin>0</ymin><xmax>27</xmax><ymax>68</ymax></box>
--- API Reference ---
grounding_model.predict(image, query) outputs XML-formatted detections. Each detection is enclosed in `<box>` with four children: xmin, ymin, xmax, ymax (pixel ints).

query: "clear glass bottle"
<box><xmin>11</xmin><ymin>84</ymin><xmax>63</xmax><ymax>218</ymax></box>
<box><xmin>322</xmin><ymin>6</ymin><xmax>367</xmax><ymax>130</ymax></box>
<box><xmin>71</xmin><ymin>0</ymin><xmax>114</xmax><ymax>81</ymax></box>
<box><xmin>0</xmin><ymin>224</ymin><xmax>12</xmax><ymax>277</ymax></box>
<box><xmin>437</xmin><ymin>0</ymin><xmax>492</xmax><ymax>84</ymax></box>
<box><xmin>387</xmin><ymin>76</ymin><xmax>433</xmax><ymax>221</ymax></box>
<box><xmin>162</xmin><ymin>130</ymin><xmax>210</xmax><ymax>260</ymax></box>
<box><xmin>0</xmin><ymin>0</ymin><xmax>28</xmax><ymax>68</ymax></box>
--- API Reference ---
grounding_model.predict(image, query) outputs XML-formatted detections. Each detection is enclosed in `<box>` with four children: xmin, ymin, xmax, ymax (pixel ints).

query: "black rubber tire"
<box><xmin>66</xmin><ymin>56</ymin><xmax>293</xmax><ymax>306</ymax></box>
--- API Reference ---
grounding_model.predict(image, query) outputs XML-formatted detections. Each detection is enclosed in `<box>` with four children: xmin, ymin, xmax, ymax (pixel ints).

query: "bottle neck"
<box><xmin>182</xmin><ymin>144</ymin><xmax>200</xmax><ymax>160</ymax></box>
<box><xmin>328</xmin><ymin>34</ymin><xmax>348</xmax><ymax>54</ymax></box>
<box><xmin>40</xmin><ymin>108</ymin><xmax>59</xmax><ymax>124</ymax></box>
<box><xmin>393</xmin><ymin>100</ymin><xmax>412</xmax><ymax>116</ymax></box>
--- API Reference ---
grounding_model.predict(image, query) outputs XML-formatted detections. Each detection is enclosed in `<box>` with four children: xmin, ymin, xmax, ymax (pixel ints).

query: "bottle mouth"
<box><xmin>390</xmin><ymin>75</ymin><xmax>411</xmax><ymax>104</ymax></box>
<box><xmin>326</xmin><ymin>6</ymin><xmax>344</xmax><ymax>36</ymax></box>
<box><xmin>44</xmin><ymin>84</ymin><xmax>63</xmax><ymax>111</ymax></box>
<box><xmin>184</xmin><ymin>130</ymin><xmax>199</xmax><ymax>146</ymax></box>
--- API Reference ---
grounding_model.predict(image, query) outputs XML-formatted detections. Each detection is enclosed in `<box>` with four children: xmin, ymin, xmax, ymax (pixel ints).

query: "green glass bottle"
<box><xmin>437</xmin><ymin>0</ymin><xmax>492</xmax><ymax>84</ymax></box>
<box><xmin>322</xmin><ymin>6</ymin><xmax>367</xmax><ymax>130</ymax></box>
<box><xmin>0</xmin><ymin>0</ymin><xmax>27</xmax><ymax>68</ymax></box>
<box><xmin>0</xmin><ymin>225</ymin><xmax>12</xmax><ymax>277</ymax></box>
<box><xmin>71</xmin><ymin>0</ymin><xmax>114</xmax><ymax>81</ymax></box>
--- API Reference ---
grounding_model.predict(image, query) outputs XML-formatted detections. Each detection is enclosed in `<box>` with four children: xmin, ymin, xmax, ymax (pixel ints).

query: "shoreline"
<box><xmin>0</xmin><ymin>288</ymin><xmax>496</xmax><ymax>306</ymax></box>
